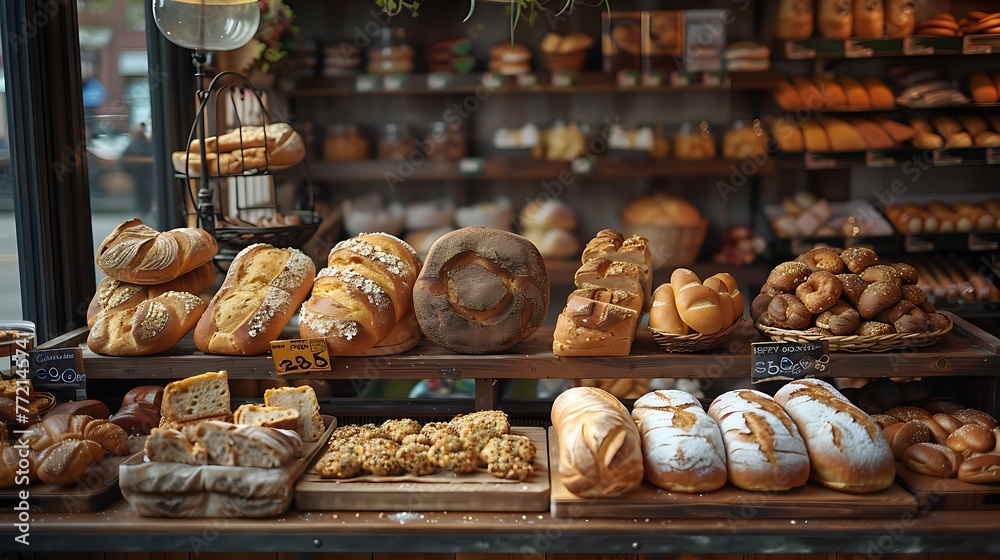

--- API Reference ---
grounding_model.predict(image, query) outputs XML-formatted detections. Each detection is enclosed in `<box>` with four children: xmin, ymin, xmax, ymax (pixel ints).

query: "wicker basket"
<box><xmin>623</xmin><ymin>219</ymin><xmax>708</xmax><ymax>269</ymax></box>
<box><xmin>755</xmin><ymin>316</ymin><xmax>953</xmax><ymax>353</ymax></box>
<box><xmin>650</xmin><ymin>318</ymin><xmax>742</xmax><ymax>353</ymax></box>
<box><xmin>543</xmin><ymin>51</ymin><xmax>587</xmax><ymax>73</ymax></box>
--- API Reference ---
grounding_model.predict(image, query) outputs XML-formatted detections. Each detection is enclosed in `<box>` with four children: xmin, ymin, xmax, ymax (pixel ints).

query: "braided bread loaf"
<box><xmin>195</xmin><ymin>244</ymin><xmax>316</xmax><ymax>355</ymax></box>
<box><xmin>96</xmin><ymin>219</ymin><xmax>217</xmax><ymax>285</ymax></box>
<box><xmin>299</xmin><ymin>233</ymin><xmax>422</xmax><ymax>356</ymax></box>
<box><xmin>21</xmin><ymin>414</ymin><xmax>130</xmax><ymax>455</ymax></box>
<box><xmin>87</xmin><ymin>262</ymin><xmax>215</xmax><ymax>328</ymax></box>
<box><xmin>88</xmin><ymin>290</ymin><xmax>207</xmax><ymax>356</ymax></box>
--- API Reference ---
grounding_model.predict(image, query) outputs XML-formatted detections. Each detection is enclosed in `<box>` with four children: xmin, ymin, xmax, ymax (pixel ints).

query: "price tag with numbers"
<box><xmin>271</xmin><ymin>338</ymin><xmax>332</xmax><ymax>375</ymax></box>
<box><xmin>751</xmin><ymin>341</ymin><xmax>830</xmax><ymax>384</ymax></box>
<box><xmin>28</xmin><ymin>347</ymin><xmax>86</xmax><ymax>401</ymax></box>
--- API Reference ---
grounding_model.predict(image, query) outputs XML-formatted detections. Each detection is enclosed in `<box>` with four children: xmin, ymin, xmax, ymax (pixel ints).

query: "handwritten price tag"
<box><xmin>751</xmin><ymin>341</ymin><xmax>830</xmax><ymax>384</ymax></box>
<box><xmin>28</xmin><ymin>347</ymin><xmax>86</xmax><ymax>400</ymax></box>
<box><xmin>271</xmin><ymin>338</ymin><xmax>332</xmax><ymax>375</ymax></box>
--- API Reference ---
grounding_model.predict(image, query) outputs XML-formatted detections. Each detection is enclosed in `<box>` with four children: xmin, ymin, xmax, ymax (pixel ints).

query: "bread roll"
<box><xmin>853</xmin><ymin>0</ymin><xmax>884</xmax><ymax>38</ymax></box>
<box><xmin>818</xmin><ymin>0</ymin><xmax>853</xmax><ymax>39</ymax></box>
<box><xmin>874</xmin><ymin>118</ymin><xmax>916</xmax><ymax>143</ymax></box>
<box><xmin>649</xmin><ymin>284</ymin><xmax>689</xmax><ymax>335</ymax></box>
<box><xmin>776</xmin><ymin>0</ymin><xmax>814</xmax><ymax>40</ymax></box>
<box><xmin>708</xmin><ymin>272</ymin><xmax>745</xmax><ymax>319</ymax></box>
<box><xmin>36</xmin><ymin>440</ymin><xmax>105</xmax><ymax>484</ymax></box>
<box><xmin>947</xmin><ymin>424</ymin><xmax>996</xmax><ymax>458</ymax></box>
<box><xmin>109</xmin><ymin>402</ymin><xmax>161</xmax><ymax>436</ymax></box>
<box><xmin>552</xmin><ymin>292</ymin><xmax>639</xmax><ymax>357</ymax></box>
<box><xmin>886</xmin><ymin>0</ymin><xmax>916</xmax><ymax>38</ymax></box>
<box><xmin>838</xmin><ymin>76</ymin><xmax>872</xmax><ymax>109</ymax></box>
<box><xmin>550</xmin><ymin>387</ymin><xmax>644</xmax><ymax>498</ymax></box>
<box><xmin>864</xmin><ymin>79</ymin><xmax>896</xmax><ymax>110</ymax></box>
<box><xmin>88</xmin><ymin>291</ymin><xmax>207</xmax><ymax>356</ymax></box>
<box><xmin>708</xmin><ymin>390</ymin><xmax>810</xmax><ymax>491</ymax></box>
<box><xmin>413</xmin><ymin>227</ymin><xmax>549</xmax><ymax>354</ymax></box>
<box><xmin>801</xmin><ymin>120</ymin><xmax>832</xmax><ymax>152</ymax></box>
<box><xmin>849</xmin><ymin>118</ymin><xmax>896</xmax><ymax>150</ymax></box>
<box><xmin>772</xmin><ymin>118</ymin><xmax>805</xmax><ymax>152</ymax></box>
<box><xmin>881</xmin><ymin>420</ymin><xmax>931</xmax><ymax>460</ymax></box>
<box><xmin>774</xmin><ymin>80</ymin><xmax>804</xmax><ymax>111</ymax></box>
<box><xmin>670</xmin><ymin>269</ymin><xmax>723</xmax><ymax>335</ymax></box>
<box><xmin>522</xmin><ymin>228</ymin><xmax>580</xmax><ymax>259</ymax></box>
<box><xmin>96</xmin><ymin>219</ymin><xmax>217</xmax><ymax>285</ymax></box>
<box><xmin>774</xmin><ymin>379</ymin><xmax>895</xmax><ymax>493</ymax></box>
<box><xmin>520</xmin><ymin>199</ymin><xmax>577</xmax><ymax>230</ymax></box>
<box><xmin>632</xmin><ymin>390</ymin><xmax>727</xmax><ymax>493</ymax></box>
<box><xmin>196</xmin><ymin>244</ymin><xmax>315</xmax><ymax>355</ymax></box>
<box><xmin>821</xmin><ymin>118</ymin><xmax>867</xmax><ymax>151</ymax></box>
<box><xmin>958</xmin><ymin>453</ymin><xmax>1000</xmax><ymax>484</ymax></box>
<box><xmin>903</xmin><ymin>442</ymin><xmax>960</xmax><ymax>478</ymax></box>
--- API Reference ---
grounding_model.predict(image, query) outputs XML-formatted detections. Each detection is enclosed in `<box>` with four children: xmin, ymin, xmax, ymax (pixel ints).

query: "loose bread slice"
<box><xmin>228</xmin><ymin>425</ymin><xmax>303</xmax><ymax>468</ymax></box>
<box><xmin>264</xmin><ymin>386</ymin><xmax>325</xmax><ymax>442</ymax></box>
<box><xmin>234</xmin><ymin>404</ymin><xmax>299</xmax><ymax>430</ymax></box>
<box><xmin>144</xmin><ymin>428</ymin><xmax>207</xmax><ymax>465</ymax></box>
<box><xmin>161</xmin><ymin>370</ymin><xmax>231</xmax><ymax>423</ymax></box>
<box><xmin>183</xmin><ymin>420</ymin><xmax>237</xmax><ymax>466</ymax></box>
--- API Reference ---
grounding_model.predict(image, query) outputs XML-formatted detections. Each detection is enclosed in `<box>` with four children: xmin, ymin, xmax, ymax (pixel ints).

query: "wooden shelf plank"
<box><xmin>75</xmin><ymin>313</ymin><xmax>998</xmax><ymax>381</ymax></box>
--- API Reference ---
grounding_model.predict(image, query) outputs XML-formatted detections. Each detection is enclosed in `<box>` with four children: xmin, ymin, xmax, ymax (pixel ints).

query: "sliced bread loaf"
<box><xmin>161</xmin><ymin>370</ymin><xmax>231</xmax><ymax>423</ymax></box>
<box><xmin>264</xmin><ymin>386</ymin><xmax>325</xmax><ymax>442</ymax></box>
<box><xmin>234</xmin><ymin>404</ymin><xmax>299</xmax><ymax>430</ymax></box>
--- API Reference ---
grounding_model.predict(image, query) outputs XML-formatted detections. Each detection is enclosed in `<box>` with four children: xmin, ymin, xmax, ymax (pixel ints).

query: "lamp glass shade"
<box><xmin>152</xmin><ymin>0</ymin><xmax>260</xmax><ymax>51</ymax></box>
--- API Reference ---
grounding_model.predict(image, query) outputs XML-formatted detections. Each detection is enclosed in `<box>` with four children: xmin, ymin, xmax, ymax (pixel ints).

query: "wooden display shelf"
<box><xmin>5</xmin><ymin>498</ymin><xmax>1000</xmax><ymax>553</ymax></box>
<box><xmin>777</xmin><ymin>147</ymin><xmax>1000</xmax><ymax>169</ymax></box>
<box><xmin>286</xmin><ymin>71</ymin><xmax>781</xmax><ymax>97</ymax></box>
<box><xmin>304</xmin><ymin>157</ymin><xmax>777</xmax><ymax>183</ymax></box>
<box><xmin>47</xmin><ymin>312</ymin><xmax>1000</xmax><ymax>384</ymax></box>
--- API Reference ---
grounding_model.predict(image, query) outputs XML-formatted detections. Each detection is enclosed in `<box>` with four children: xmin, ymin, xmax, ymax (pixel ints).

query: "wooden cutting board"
<box><xmin>295</xmin><ymin>426</ymin><xmax>549</xmax><ymax>512</ymax></box>
<box><xmin>0</xmin><ymin>436</ymin><xmax>145</xmax><ymax>513</ymax></box>
<box><xmin>895</xmin><ymin>462</ymin><xmax>1000</xmax><ymax>510</ymax></box>
<box><xmin>548</xmin><ymin>427</ymin><xmax>918</xmax><ymax>519</ymax></box>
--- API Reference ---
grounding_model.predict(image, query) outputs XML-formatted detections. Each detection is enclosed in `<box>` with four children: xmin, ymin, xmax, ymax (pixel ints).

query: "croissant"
<box><xmin>35</xmin><ymin>440</ymin><xmax>105</xmax><ymax>484</ymax></box>
<box><xmin>21</xmin><ymin>414</ymin><xmax>130</xmax><ymax>455</ymax></box>
<box><xmin>300</xmin><ymin>233</ymin><xmax>422</xmax><ymax>356</ymax></box>
<box><xmin>96</xmin><ymin>218</ymin><xmax>217</xmax><ymax>285</ymax></box>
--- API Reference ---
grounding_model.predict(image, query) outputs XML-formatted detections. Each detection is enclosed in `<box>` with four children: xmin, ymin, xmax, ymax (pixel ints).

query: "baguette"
<box><xmin>670</xmin><ymin>269</ymin><xmax>723</xmax><ymax>335</ymax></box>
<box><xmin>195</xmin><ymin>244</ymin><xmax>315</xmax><ymax>355</ymax></box>
<box><xmin>87</xmin><ymin>291</ymin><xmax>207</xmax><ymax>356</ymax></box>
<box><xmin>774</xmin><ymin>379</ymin><xmax>895</xmax><ymax>493</ymax></box>
<box><xmin>550</xmin><ymin>387</ymin><xmax>644</xmax><ymax>498</ymax></box>
<box><xmin>96</xmin><ymin>219</ymin><xmax>217</xmax><ymax>285</ymax></box>
<box><xmin>708</xmin><ymin>390</ymin><xmax>811</xmax><ymax>491</ymax></box>
<box><xmin>632</xmin><ymin>390</ymin><xmax>728</xmax><ymax>493</ymax></box>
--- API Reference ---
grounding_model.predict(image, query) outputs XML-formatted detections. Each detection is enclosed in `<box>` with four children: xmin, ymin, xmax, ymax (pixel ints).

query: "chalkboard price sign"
<box><xmin>750</xmin><ymin>341</ymin><xmax>830</xmax><ymax>384</ymax></box>
<box><xmin>28</xmin><ymin>347</ymin><xmax>86</xmax><ymax>400</ymax></box>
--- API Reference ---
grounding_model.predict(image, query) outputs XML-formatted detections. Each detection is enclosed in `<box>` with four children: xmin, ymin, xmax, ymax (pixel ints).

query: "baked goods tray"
<box><xmin>756</xmin><ymin>315</ymin><xmax>953</xmax><ymax>352</ymax></box>
<box><xmin>548</xmin><ymin>428</ymin><xmax>918</xmax><ymax>519</ymax></box>
<box><xmin>895</xmin><ymin>462</ymin><xmax>1000</xmax><ymax>511</ymax></box>
<box><xmin>295</xmin><ymin>426</ymin><xmax>549</xmax><ymax>512</ymax></box>
<box><xmin>119</xmin><ymin>415</ymin><xmax>335</xmax><ymax>518</ymax></box>
<box><xmin>0</xmin><ymin>436</ymin><xmax>145</xmax><ymax>513</ymax></box>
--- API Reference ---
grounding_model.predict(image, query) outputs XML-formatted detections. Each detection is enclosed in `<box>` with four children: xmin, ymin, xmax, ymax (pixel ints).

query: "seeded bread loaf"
<box><xmin>96</xmin><ymin>218</ymin><xmax>217</xmax><ymax>285</ymax></box>
<box><xmin>774</xmin><ymin>378</ymin><xmax>895</xmax><ymax>493</ymax></box>
<box><xmin>263</xmin><ymin>386</ymin><xmax>325</xmax><ymax>442</ymax></box>
<box><xmin>195</xmin><ymin>244</ymin><xmax>315</xmax><ymax>355</ymax></box>
<box><xmin>87</xmin><ymin>262</ymin><xmax>215</xmax><ymax>328</ymax></box>
<box><xmin>632</xmin><ymin>390</ymin><xmax>728</xmax><ymax>493</ymax></box>
<box><xmin>161</xmin><ymin>371</ymin><xmax>232</xmax><ymax>424</ymax></box>
<box><xmin>87</xmin><ymin>291</ymin><xmax>206</xmax><ymax>356</ymax></box>
<box><xmin>708</xmin><ymin>390</ymin><xmax>810</xmax><ymax>491</ymax></box>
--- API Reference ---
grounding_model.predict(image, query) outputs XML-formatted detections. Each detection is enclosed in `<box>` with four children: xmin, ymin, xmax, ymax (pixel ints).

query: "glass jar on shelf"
<box><xmin>426</xmin><ymin>121</ymin><xmax>467</xmax><ymax>160</ymax></box>
<box><xmin>378</xmin><ymin>123</ymin><xmax>414</xmax><ymax>160</ymax></box>
<box><xmin>674</xmin><ymin>120</ymin><xmax>716</xmax><ymax>160</ymax></box>
<box><xmin>322</xmin><ymin>124</ymin><xmax>369</xmax><ymax>162</ymax></box>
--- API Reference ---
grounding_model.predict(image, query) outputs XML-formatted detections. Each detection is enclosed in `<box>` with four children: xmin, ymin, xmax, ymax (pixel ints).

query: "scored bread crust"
<box><xmin>774</xmin><ymin>378</ymin><xmax>895</xmax><ymax>493</ymax></box>
<box><xmin>87</xmin><ymin>262</ymin><xmax>216</xmax><ymax>328</ymax></box>
<box><xmin>551</xmin><ymin>387</ymin><xmax>644</xmax><ymax>498</ymax></box>
<box><xmin>195</xmin><ymin>244</ymin><xmax>315</xmax><ymax>355</ymax></box>
<box><xmin>708</xmin><ymin>390</ymin><xmax>810</xmax><ymax>491</ymax></box>
<box><xmin>87</xmin><ymin>291</ymin><xmax>207</xmax><ymax>356</ymax></box>
<box><xmin>632</xmin><ymin>390</ymin><xmax>728</xmax><ymax>493</ymax></box>
<box><xmin>413</xmin><ymin>227</ymin><xmax>549</xmax><ymax>354</ymax></box>
<box><xmin>552</xmin><ymin>294</ymin><xmax>638</xmax><ymax>357</ymax></box>
<box><xmin>96</xmin><ymin>218</ymin><xmax>217</xmax><ymax>285</ymax></box>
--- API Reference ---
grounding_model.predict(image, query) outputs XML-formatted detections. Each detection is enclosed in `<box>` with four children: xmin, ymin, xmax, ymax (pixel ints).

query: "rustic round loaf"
<box><xmin>413</xmin><ymin>227</ymin><xmax>549</xmax><ymax>354</ymax></box>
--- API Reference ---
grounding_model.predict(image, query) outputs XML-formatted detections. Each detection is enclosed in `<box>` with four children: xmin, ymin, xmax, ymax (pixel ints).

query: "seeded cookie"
<box><xmin>427</xmin><ymin>435</ymin><xmax>477</xmax><ymax>473</ymax></box>
<box><xmin>315</xmin><ymin>449</ymin><xmax>363</xmax><ymax>479</ymax></box>
<box><xmin>357</xmin><ymin>438</ymin><xmax>404</xmax><ymax>476</ymax></box>
<box><xmin>481</xmin><ymin>433</ymin><xmax>536</xmax><ymax>481</ymax></box>
<box><xmin>451</xmin><ymin>410</ymin><xmax>511</xmax><ymax>463</ymax></box>
<box><xmin>396</xmin><ymin>442</ymin><xmax>436</xmax><ymax>475</ymax></box>
<box><xmin>381</xmin><ymin>419</ymin><xmax>422</xmax><ymax>442</ymax></box>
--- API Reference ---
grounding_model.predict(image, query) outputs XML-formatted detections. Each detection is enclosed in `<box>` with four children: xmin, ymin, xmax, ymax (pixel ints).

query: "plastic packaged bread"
<box><xmin>195</xmin><ymin>244</ymin><xmax>316</xmax><ymax>355</ymax></box>
<box><xmin>550</xmin><ymin>387</ymin><xmax>644</xmax><ymax>498</ymax></box>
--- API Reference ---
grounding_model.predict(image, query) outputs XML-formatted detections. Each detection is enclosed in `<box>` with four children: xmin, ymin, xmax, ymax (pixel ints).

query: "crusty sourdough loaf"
<box><xmin>632</xmin><ymin>390</ymin><xmax>728</xmax><ymax>493</ymax></box>
<box><xmin>550</xmin><ymin>386</ymin><xmax>644</xmax><ymax>498</ymax></box>
<box><xmin>579</xmin><ymin>229</ymin><xmax>653</xmax><ymax>308</ymax></box>
<box><xmin>195</xmin><ymin>244</ymin><xmax>315</xmax><ymax>355</ymax></box>
<box><xmin>708</xmin><ymin>389</ymin><xmax>810</xmax><ymax>491</ymax></box>
<box><xmin>183</xmin><ymin>420</ymin><xmax>302</xmax><ymax>468</ymax></box>
<box><xmin>144</xmin><ymin>427</ymin><xmax>208</xmax><ymax>465</ymax></box>
<box><xmin>299</xmin><ymin>233</ymin><xmax>421</xmax><ymax>356</ymax></box>
<box><xmin>413</xmin><ymin>227</ymin><xmax>549</xmax><ymax>354</ymax></box>
<box><xmin>774</xmin><ymin>378</ymin><xmax>895</xmax><ymax>493</ymax></box>
<box><xmin>87</xmin><ymin>262</ymin><xmax>215</xmax><ymax>328</ymax></box>
<box><xmin>96</xmin><ymin>219</ymin><xmax>217</xmax><ymax>285</ymax></box>
<box><xmin>552</xmin><ymin>291</ymin><xmax>639</xmax><ymax>357</ymax></box>
<box><xmin>263</xmin><ymin>386</ymin><xmax>325</xmax><ymax>442</ymax></box>
<box><xmin>234</xmin><ymin>404</ymin><xmax>299</xmax><ymax>431</ymax></box>
<box><xmin>87</xmin><ymin>291</ymin><xmax>206</xmax><ymax>356</ymax></box>
<box><xmin>161</xmin><ymin>371</ymin><xmax>232</xmax><ymax>424</ymax></box>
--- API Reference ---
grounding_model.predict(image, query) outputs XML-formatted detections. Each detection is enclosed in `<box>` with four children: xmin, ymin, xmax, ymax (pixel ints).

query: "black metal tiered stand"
<box><xmin>180</xmin><ymin>53</ymin><xmax>319</xmax><ymax>265</ymax></box>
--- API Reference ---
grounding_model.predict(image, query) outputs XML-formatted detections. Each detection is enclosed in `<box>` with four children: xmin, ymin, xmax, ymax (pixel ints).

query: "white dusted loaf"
<box><xmin>774</xmin><ymin>378</ymin><xmax>895</xmax><ymax>493</ymax></box>
<box><xmin>631</xmin><ymin>390</ymin><xmax>727</xmax><ymax>493</ymax></box>
<box><xmin>550</xmin><ymin>387</ymin><xmax>644</xmax><ymax>498</ymax></box>
<box><xmin>708</xmin><ymin>389</ymin><xmax>810</xmax><ymax>491</ymax></box>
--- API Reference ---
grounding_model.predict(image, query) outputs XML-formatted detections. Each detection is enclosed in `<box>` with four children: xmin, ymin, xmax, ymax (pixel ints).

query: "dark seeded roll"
<box><xmin>861</xmin><ymin>265</ymin><xmax>903</xmax><ymax>287</ymax></box>
<box><xmin>891</xmin><ymin>262</ymin><xmax>920</xmax><ymax>285</ymax></box>
<box><xmin>901</xmin><ymin>284</ymin><xmax>927</xmax><ymax>306</ymax></box>
<box><xmin>795</xmin><ymin>247</ymin><xmax>844</xmax><ymax>274</ymax></box>
<box><xmin>751</xmin><ymin>293</ymin><xmax>774</xmax><ymax>323</ymax></box>
<box><xmin>837</xmin><ymin>273</ymin><xmax>869</xmax><ymax>308</ymax></box>
<box><xmin>927</xmin><ymin>312</ymin><xmax>950</xmax><ymax>332</ymax></box>
<box><xmin>840</xmin><ymin>247</ymin><xmax>879</xmax><ymax>274</ymax></box>
<box><xmin>766</xmin><ymin>294</ymin><xmax>811</xmax><ymax>330</ymax></box>
<box><xmin>815</xmin><ymin>301</ymin><xmax>860</xmax><ymax>335</ymax></box>
<box><xmin>858</xmin><ymin>281</ymin><xmax>902</xmax><ymax>319</ymax></box>
<box><xmin>766</xmin><ymin>261</ymin><xmax>810</xmax><ymax>292</ymax></box>
<box><xmin>856</xmin><ymin>321</ymin><xmax>894</xmax><ymax>336</ymax></box>
<box><xmin>413</xmin><ymin>227</ymin><xmax>549</xmax><ymax>354</ymax></box>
